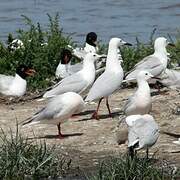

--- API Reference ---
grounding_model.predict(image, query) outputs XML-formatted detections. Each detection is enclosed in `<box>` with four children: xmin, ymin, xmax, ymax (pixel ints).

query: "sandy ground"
<box><xmin>0</xmin><ymin>88</ymin><xmax>180</xmax><ymax>176</ymax></box>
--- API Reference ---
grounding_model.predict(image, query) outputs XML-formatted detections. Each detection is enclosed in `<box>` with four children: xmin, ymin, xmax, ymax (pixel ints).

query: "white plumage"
<box><xmin>43</xmin><ymin>53</ymin><xmax>100</xmax><ymax>99</ymax></box>
<box><xmin>85</xmin><ymin>37</ymin><xmax>132</xmax><ymax>119</ymax></box>
<box><xmin>126</xmin><ymin>37</ymin><xmax>171</xmax><ymax>81</ymax></box>
<box><xmin>126</xmin><ymin>114</ymin><xmax>159</xmax><ymax>158</ymax></box>
<box><xmin>22</xmin><ymin>92</ymin><xmax>85</xmax><ymax>137</ymax></box>
<box><xmin>124</xmin><ymin>71</ymin><xmax>153</xmax><ymax>116</ymax></box>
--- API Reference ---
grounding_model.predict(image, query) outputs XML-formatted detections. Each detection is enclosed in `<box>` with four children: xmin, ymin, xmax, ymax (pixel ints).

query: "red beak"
<box><xmin>25</xmin><ymin>69</ymin><xmax>36</xmax><ymax>76</ymax></box>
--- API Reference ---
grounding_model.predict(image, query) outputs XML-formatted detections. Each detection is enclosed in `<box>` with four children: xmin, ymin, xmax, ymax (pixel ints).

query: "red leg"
<box><xmin>91</xmin><ymin>97</ymin><xmax>103</xmax><ymax>120</ymax></box>
<box><xmin>106</xmin><ymin>97</ymin><xmax>112</xmax><ymax>118</ymax></box>
<box><xmin>57</xmin><ymin>123</ymin><xmax>66</xmax><ymax>138</ymax></box>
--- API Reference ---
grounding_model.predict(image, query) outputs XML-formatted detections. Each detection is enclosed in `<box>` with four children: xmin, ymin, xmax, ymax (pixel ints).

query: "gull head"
<box><xmin>109</xmin><ymin>38</ymin><xmax>132</xmax><ymax>48</ymax></box>
<box><xmin>154</xmin><ymin>37</ymin><xmax>175</xmax><ymax>52</ymax></box>
<box><xmin>84</xmin><ymin>52</ymin><xmax>101</xmax><ymax>63</ymax></box>
<box><xmin>137</xmin><ymin>71</ymin><xmax>153</xmax><ymax>81</ymax></box>
<box><xmin>86</xmin><ymin>32</ymin><xmax>98</xmax><ymax>47</ymax></box>
<box><xmin>60</xmin><ymin>49</ymin><xmax>72</xmax><ymax>64</ymax></box>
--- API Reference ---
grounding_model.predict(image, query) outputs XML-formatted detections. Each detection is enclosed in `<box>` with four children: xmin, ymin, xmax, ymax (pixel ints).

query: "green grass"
<box><xmin>0</xmin><ymin>126</ymin><xmax>71</xmax><ymax>179</ymax></box>
<box><xmin>88</xmin><ymin>154</ymin><xmax>180</xmax><ymax>180</ymax></box>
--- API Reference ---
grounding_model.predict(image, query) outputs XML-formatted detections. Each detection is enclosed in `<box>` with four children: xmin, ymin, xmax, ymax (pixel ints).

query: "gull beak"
<box><xmin>124</xmin><ymin>42</ymin><xmax>132</xmax><ymax>46</ymax></box>
<box><xmin>25</xmin><ymin>69</ymin><xmax>36</xmax><ymax>76</ymax></box>
<box><xmin>99</xmin><ymin>54</ymin><xmax>107</xmax><ymax>59</ymax></box>
<box><xmin>151</xmin><ymin>76</ymin><xmax>161</xmax><ymax>80</ymax></box>
<box><xmin>168</xmin><ymin>42</ymin><xmax>175</xmax><ymax>47</ymax></box>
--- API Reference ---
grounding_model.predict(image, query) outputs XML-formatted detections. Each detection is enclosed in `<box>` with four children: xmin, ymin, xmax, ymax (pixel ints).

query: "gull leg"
<box><xmin>106</xmin><ymin>97</ymin><xmax>112</xmax><ymax>118</ymax></box>
<box><xmin>91</xmin><ymin>97</ymin><xmax>103</xmax><ymax>120</ymax></box>
<box><xmin>57</xmin><ymin>123</ymin><xmax>65</xmax><ymax>138</ymax></box>
<box><xmin>128</xmin><ymin>146</ymin><xmax>134</xmax><ymax>159</ymax></box>
<box><xmin>146</xmin><ymin>148</ymin><xmax>149</xmax><ymax>159</ymax></box>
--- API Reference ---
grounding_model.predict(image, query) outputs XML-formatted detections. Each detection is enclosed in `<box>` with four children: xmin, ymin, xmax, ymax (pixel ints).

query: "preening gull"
<box><xmin>126</xmin><ymin>114</ymin><xmax>159</xmax><ymax>158</ymax></box>
<box><xmin>125</xmin><ymin>37</ymin><xmax>174</xmax><ymax>81</ymax></box>
<box><xmin>22</xmin><ymin>92</ymin><xmax>85</xmax><ymax>138</ymax></box>
<box><xmin>124</xmin><ymin>71</ymin><xmax>153</xmax><ymax>116</ymax></box>
<box><xmin>43</xmin><ymin>53</ymin><xmax>101</xmax><ymax>99</ymax></box>
<box><xmin>85</xmin><ymin>37</ymin><xmax>132</xmax><ymax>120</ymax></box>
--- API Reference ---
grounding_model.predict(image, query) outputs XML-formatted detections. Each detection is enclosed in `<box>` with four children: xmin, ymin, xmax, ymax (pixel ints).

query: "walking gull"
<box><xmin>85</xmin><ymin>38</ymin><xmax>132</xmax><ymax>120</ymax></box>
<box><xmin>126</xmin><ymin>114</ymin><xmax>159</xmax><ymax>159</ymax></box>
<box><xmin>43</xmin><ymin>53</ymin><xmax>101</xmax><ymax>99</ymax></box>
<box><xmin>125</xmin><ymin>37</ymin><xmax>175</xmax><ymax>81</ymax></box>
<box><xmin>22</xmin><ymin>92</ymin><xmax>85</xmax><ymax>138</ymax></box>
<box><xmin>124</xmin><ymin>71</ymin><xmax>153</xmax><ymax>116</ymax></box>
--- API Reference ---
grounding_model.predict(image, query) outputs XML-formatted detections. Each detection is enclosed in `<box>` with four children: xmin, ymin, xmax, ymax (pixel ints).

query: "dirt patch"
<box><xmin>0</xmin><ymin>88</ymin><xmax>180</xmax><ymax>175</ymax></box>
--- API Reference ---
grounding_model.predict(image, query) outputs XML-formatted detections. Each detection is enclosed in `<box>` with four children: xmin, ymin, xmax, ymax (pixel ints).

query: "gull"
<box><xmin>159</xmin><ymin>68</ymin><xmax>180</xmax><ymax>89</ymax></box>
<box><xmin>125</xmin><ymin>37</ymin><xmax>175</xmax><ymax>81</ymax></box>
<box><xmin>124</xmin><ymin>71</ymin><xmax>153</xmax><ymax>116</ymax></box>
<box><xmin>72</xmin><ymin>32</ymin><xmax>99</xmax><ymax>60</ymax></box>
<box><xmin>55</xmin><ymin>49</ymin><xmax>74</xmax><ymax>78</ymax></box>
<box><xmin>22</xmin><ymin>92</ymin><xmax>85</xmax><ymax>138</ymax></box>
<box><xmin>0</xmin><ymin>65</ymin><xmax>35</xmax><ymax>96</ymax></box>
<box><xmin>43</xmin><ymin>53</ymin><xmax>101</xmax><ymax>99</ymax></box>
<box><xmin>85</xmin><ymin>38</ymin><xmax>132</xmax><ymax>120</ymax></box>
<box><xmin>126</xmin><ymin>114</ymin><xmax>159</xmax><ymax>159</ymax></box>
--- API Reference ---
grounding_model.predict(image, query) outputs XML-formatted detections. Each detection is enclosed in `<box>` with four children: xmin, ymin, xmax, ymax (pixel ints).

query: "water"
<box><xmin>0</xmin><ymin>0</ymin><xmax>180</xmax><ymax>44</ymax></box>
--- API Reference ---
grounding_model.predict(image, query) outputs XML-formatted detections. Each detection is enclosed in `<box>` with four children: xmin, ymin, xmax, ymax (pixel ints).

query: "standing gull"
<box><xmin>125</xmin><ymin>37</ymin><xmax>174</xmax><ymax>81</ymax></box>
<box><xmin>85</xmin><ymin>38</ymin><xmax>132</xmax><ymax>120</ymax></box>
<box><xmin>43</xmin><ymin>53</ymin><xmax>101</xmax><ymax>99</ymax></box>
<box><xmin>22</xmin><ymin>92</ymin><xmax>85</xmax><ymax>138</ymax></box>
<box><xmin>126</xmin><ymin>114</ymin><xmax>159</xmax><ymax>159</ymax></box>
<box><xmin>124</xmin><ymin>71</ymin><xmax>153</xmax><ymax>116</ymax></box>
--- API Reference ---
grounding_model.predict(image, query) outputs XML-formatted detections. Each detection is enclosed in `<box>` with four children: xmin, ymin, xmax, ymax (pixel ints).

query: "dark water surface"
<box><xmin>0</xmin><ymin>0</ymin><xmax>180</xmax><ymax>44</ymax></box>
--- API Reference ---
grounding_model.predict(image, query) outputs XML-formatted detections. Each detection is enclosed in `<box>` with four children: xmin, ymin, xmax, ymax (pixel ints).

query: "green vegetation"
<box><xmin>0</xmin><ymin>15</ymin><xmax>180</xmax><ymax>91</ymax></box>
<box><xmin>0</xmin><ymin>126</ymin><xmax>71</xmax><ymax>180</ymax></box>
<box><xmin>0</xmin><ymin>13</ymin><xmax>73</xmax><ymax>90</ymax></box>
<box><xmin>89</xmin><ymin>154</ymin><xmax>180</xmax><ymax>180</ymax></box>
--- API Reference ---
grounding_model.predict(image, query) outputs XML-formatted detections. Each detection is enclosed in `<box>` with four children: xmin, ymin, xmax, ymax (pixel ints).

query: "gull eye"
<box><xmin>93</xmin><ymin>54</ymin><xmax>96</xmax><ymax>57</ymax></box>
<box><xmin>145</xmin><ymin>73</ymin><xmax>148</xmax><ymax>75</ymax></box>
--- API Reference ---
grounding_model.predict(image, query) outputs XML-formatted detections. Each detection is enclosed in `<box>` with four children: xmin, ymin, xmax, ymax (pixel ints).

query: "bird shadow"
<box><xmin>151</xmin><ymin>89</ymin><xmax>169</xmax><ymax>96</ymax></box>
<box><xmin>28</xmin><ymin>133</ymin><xmax>83</xmax><ymax>140</ymax></box>
<box><xmin>77</xmin><ymin>110</ymin><xmax>124</xmax><ymax>122</ymax></box>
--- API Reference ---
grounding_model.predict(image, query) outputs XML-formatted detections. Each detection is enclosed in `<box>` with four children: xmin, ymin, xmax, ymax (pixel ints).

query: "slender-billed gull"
<box><xmin>85</xmin><ymin>38</ymin><xmax>132</xmax><ymax>120</ymax></box>
<box><xmin>22</xmin><ymin>92</ymin><xmax>85</xmax><ymax>138</ymax></box>
<box><xmin>159</xmin><ymin>68</ymin><xmax>180</xmax><ymax>89</ymax></box>
<box><xmin>0</xmin><ymin>65</ymin><xmax>35</xmax><ymax>96</ymax></box>
<box><xmin>125</xmin><ymin>37</ymin><xmax>174</xmax><ymax>81</ymax></box>
<box><xmin>43</xmin><ymin>53</ymin><xmax>101</xmax><ymax>99</ymax></box>
<box><xmin>126</xmin><ymin>114</ymin><xmax>159</xmax><ymax>158</ymax></box>
<box><xmin>124</xmin><ymin>71</ymin><xmax>153</xmax><ymax>116</ymax></box>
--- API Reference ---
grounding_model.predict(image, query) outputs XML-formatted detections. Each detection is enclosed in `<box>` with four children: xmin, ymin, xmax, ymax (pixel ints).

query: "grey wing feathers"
<box><xmin>126</xmin><ymin>56</ymin><xmax>164</xmax><ymax>79</ymax></box>
<box><xmin>69</xmin><ymin>63</ymin><xmax>83</xmax><ymax>73</ymax></box>
<box><xmin>21</xmin><ymin>107</ymin><xmax>46</xmax><ymax>126</ymax></box>
<box><xmin>123</xmin><ymin>94</ymin><xmax>135</xmax><ymax>112</ymax></box>
<box><xmin>21</xmin><ymin>97</ymin><xmax>64</xmax><ymax>125</ymax></box>
<box><xmin>86</xmin><ymin>71</ymin><xmax>122</xmax><ymax>101</ymax></box>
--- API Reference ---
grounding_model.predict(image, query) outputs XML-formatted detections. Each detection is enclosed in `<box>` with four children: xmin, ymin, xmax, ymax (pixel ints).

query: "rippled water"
<box><xmin>0</xmin><ymin>0</ymin><xmax>180</xmax><ymax>44</ymax></box>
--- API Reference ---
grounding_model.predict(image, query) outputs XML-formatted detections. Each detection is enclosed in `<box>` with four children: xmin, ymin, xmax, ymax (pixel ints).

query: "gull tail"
<box><xmin>20</xmin><ymin>108</ymin><xmax>45</xmax><ymax>127</ymax></box>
